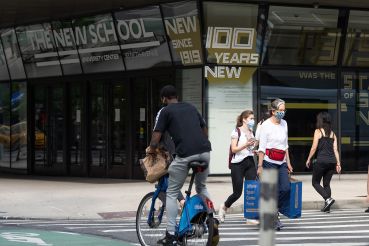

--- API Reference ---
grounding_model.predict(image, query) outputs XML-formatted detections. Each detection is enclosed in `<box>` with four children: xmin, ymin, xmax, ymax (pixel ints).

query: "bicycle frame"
<box><xmin>176</xmin><ymin>169</ymin><xmax>215</xmax><ymax>238</ymax></box>
<box><xmin>147</xmin><ymin>174</ymin><xmax>168</xmax><ymax>227</ymax></box>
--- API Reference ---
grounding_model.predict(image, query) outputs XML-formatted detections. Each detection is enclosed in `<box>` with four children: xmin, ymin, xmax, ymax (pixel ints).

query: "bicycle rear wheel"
<box><xmin>183</xmin><ymin>213</ymin><xmax>217</xmax><ymax>246</ymax></box>
<box><xmin>136</xmin><ymin>191</ymin><xmax>166</xmax><ymax>246</ymax></box>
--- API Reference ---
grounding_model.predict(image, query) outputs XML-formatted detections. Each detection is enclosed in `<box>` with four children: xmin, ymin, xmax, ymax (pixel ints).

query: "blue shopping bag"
<box><xmin>279</xmin><ymin>181</ymin><xmax>302</xmax><ymax>218</ymax></box>
<box><xmin>244</xmin><ymin>180</ymin><xmax>260</xmax><ymax>219</ymax></box>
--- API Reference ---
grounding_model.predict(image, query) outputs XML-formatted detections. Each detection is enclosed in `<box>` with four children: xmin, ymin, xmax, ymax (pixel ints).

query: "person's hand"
<box><xmin>336</xmin><ymin>164</ymin><xmax>342</xmax><ymax>174</ymax></box>
<box><xmin>246</xmin><ymin>139</ymin><xmax>256</xmax><ymax>147</ymax></box>
<box><xmin>257</xmin><ymin>166</ymin><xmax>263</xmax><ymax>176</ymax></box>
<box><xmin>305</xmin><ymin>159</ymin><xmax>311</xmax><ymax>169</ymax></box>
<box><xmin>287</xmin><ymin>163</ymin><xmax>293</xmax><ymax>174</ymax></box>
<box><xmin>146</xmin><ymin>146</ymin><xmax>157</xmax><ymax>155</ymax></box>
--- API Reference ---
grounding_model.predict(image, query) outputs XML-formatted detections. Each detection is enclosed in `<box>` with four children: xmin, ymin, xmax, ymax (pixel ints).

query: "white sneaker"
<box><xmin>246</xmin><ymin>219</ymin><xmax>260</xmax><ymax>225</ymax></box>
<box><xmin>218</xmin><ymin>204</ymin><xmax>226</xmax><ymax>223</ymax></box>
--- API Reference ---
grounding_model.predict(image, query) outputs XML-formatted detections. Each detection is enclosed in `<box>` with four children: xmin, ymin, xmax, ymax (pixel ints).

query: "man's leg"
<box><xmin>166</xmin><ymin>157</ymin><xmax>189</xmax><ymax>234</ymax></box>
<box><xmin>366</xmin><ymin>167</ymin><xmax>369</xmax><ymax>212</ymax></box>
<box><xmin>192</xmin><ymin>152</ymin><xmax>211</xmax><ymax>199</ymax></box>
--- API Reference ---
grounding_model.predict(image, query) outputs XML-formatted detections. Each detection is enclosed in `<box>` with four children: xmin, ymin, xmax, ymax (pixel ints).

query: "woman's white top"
<box><xmin>257</xmin><ymin>118</ymin><xmax>289</xmax><ymax>165</ymax></box>
<box><xmin>230</xmin><ymin>128</ymin><xmax>254</xmax><ymax>163</ymax></box>
<box><xmin>255</xmin><ymin>122</ymin><xmax>262</xmax><ymax>141</ymax></box>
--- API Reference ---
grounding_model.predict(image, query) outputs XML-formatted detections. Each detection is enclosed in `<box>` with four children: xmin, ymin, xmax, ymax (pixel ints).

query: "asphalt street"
<box><xmin>1</xmin><ymin>209</ymin><xmax>369</xmax><ymax>246</ymax></box>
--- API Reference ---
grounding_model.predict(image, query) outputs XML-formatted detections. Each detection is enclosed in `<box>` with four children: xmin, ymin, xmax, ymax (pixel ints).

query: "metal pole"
<box><xmin>259</xmin><ymin>168</ymin><xmax>278</xmax><ymax>246</ymax></box>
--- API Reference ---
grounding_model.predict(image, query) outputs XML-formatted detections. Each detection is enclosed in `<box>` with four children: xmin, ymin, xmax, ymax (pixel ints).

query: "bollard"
<box><xmin>259</xmin><ymin>168</ymin><xmax>278</xmax><ymax>246</ymax></box>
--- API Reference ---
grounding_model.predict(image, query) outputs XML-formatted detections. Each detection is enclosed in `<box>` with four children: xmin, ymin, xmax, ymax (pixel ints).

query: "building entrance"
<box><xmin>29</xmin><ymin>73</ymin><xmax>174</xmax><ymax>178</ymax></box>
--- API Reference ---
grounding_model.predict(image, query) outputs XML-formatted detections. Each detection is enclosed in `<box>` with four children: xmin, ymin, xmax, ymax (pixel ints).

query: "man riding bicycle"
<box><xmin>148</xmin><ymin>85</ymin><xmax>212</xmax><ymax>246</ymax></box>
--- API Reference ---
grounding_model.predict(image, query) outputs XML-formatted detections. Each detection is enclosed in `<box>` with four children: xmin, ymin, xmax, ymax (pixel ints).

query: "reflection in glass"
<box><xmin>11</xmin><ymin>82</ymin><xmax>27</xmax><ymax>169</ymax></box>
<box><xmin>90</xmin><ymin>82</ymin><xmax>106</xmax><ymax>167</ymax></box>
<box><xmin>133</xmin><ymin>80</ymin><xmax>148</xmax><ymax>166</ymax></box>
<box><xmin>0</xmin><ymin>29</ymin><xmax>26</xmax><ymax>80</ymax></box>
<box><xmin>176</xmin><ymin>69</ymin><xmax>202</xmax><ymax>113</ymax></box>
<box><xmin>162</xmin><ymin>1</ymin><xmax>203</xmax><ymax>66</ymax></box>
<box><xmin>0</xmin><ymin>83</ymin><xmax>10</xmax><ymax>168</ymax></box>
<box><xmin>260</xmin><ymin>69</ymin><xmax>338</xmax><ymax>172</ymax></box>
<box><xmin>70</xmin><ymin>84</ymin><xmax>83</xmax><ymax>165</ymax></box>
<box><xmin>344</xmin><ymin>11</ymin><xmax>369</xmax><ymax>67</ymax></box>
<box><xmin>16</xmin><ymin>23</ymin><xmax>62</xmax><ymax>78</ymax></box>
<box><xmin>112</xmin><ymin>84</ymin><xmax>128</xmax><ymax>165</ymax></box>
<box><xmin>115</xmin><ymin>6</ymin><xmax>172</xmax><ymax>70</ymax></box>
<box><xmin>264</xmin><ymin>6</ymin><xmax>340</xmax><ymax>65</ymax></box>
<box><xmin>341</xmin><ymin>71</ymin><xmax>369</xmax><ymax>171</ymax></box>
<box><xmin>73</xmin><ymin>14</ymin><xmax>125</xmax><ymax>73</ymax></box>
<box><xmin>52</xmin><ymin>21</ymin><xmax>82</xmax><ymax>75</ymax></box>
<box><xmin>34</xmin><ymin>87</ymin><xmax>48</xmax><ymax>166</ymax></box>
<box><xmin>50</xmin><ymin>87</ymin><xmax>64</xmax><ymax>165</ymax></box>
<box><xmin>0</xmin><ymin>41</ymin><xmax>9</xmax><ymax>81</ymax></box>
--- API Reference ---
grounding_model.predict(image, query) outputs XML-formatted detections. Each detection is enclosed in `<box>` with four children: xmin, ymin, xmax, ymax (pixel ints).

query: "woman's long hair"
<box><xmin>316</xmin><ymin>112</ymin><xmax>332</xmax><ymax>137</ymax></box>
<box><xmin>236</xmin><ymin>110</ymin><xmax>253</xmax><ymax>127</ymax></box>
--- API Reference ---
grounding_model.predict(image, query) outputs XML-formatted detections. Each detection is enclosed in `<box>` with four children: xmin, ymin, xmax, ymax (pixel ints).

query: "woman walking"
<box><xmin>306</xmin><ymin>112</ymin><xmax>341</xmax><ymax>213</ymax></box>
<box><xmin>218</xmin><ymin>110</ymin><xmax>257</xmax><ymax>223</ymax></box>
<box><xmin>257</xmin><ymin>98</ymin><xmax>293</xmax><ymax>230</ymax></box>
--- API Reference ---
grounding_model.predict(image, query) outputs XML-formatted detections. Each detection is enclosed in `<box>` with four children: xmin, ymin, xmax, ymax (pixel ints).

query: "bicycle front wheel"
<box><xmin>183</xmin><ymin>213</ymin><xmax>217</xmax><ymax>246</ymax></box>
<box><xmin>136</xmin><ymin>191</ymin><xmax>166</xmax><ymax>246</ymax></box>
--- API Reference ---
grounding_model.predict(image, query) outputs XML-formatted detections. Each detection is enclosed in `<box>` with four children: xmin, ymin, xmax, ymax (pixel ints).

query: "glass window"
<box><xmin>0</xmin><ymin>40</ymin><xmax>9</xmax><ymax>81</ymax></box>
<box><xmin>114</xmin><ymin>6</ymin><xmax>172</xmax><ymax>70</ymax></box>
<box><xmin>344</xmin><ymin>11</ymin><xmax>369</xmax><ymax>67</ymax></box>
<box><xmin>162</xmin><ymin>1</ymin><xmax>203</xmax><ymax>66</ymax></box>
<box><xmin>206</xmin><ymin>66</ymin><xmax>257</xmax><ymax>174</ymax></box>
<box><xmin>52</xmin><ymin>21</ymin><xmax>82</xmax><ymax>75</ymax></box>
<box><xmin>11</xmin><ymin>82</ymin><xmax>27</xmax><ymax>169</ymax></box>
<box><xmin>73</xmin><ymin>14</ymin><xmax>125</xmax><ymax>73</ymax></box>
<box><xmin>16</xmin><ymin>23</ymin><xmax>63</xmax><ymax>78</ymax></box>
<box><xmin>260</xmin><ymin>69</ymin><xmax>338</xmax><ymax>172</ymax></box>
<box><xmin>203</xmin><ymin>2</ymin><xmax>260</xmax><ymax>66</ymax></box>
<box><xmin>176</xmin><ymin>68</ymin><xmax>203</xmax><ymax>113</ymax></box>
<box><xmin>264</xmin><ymin>6</ymin><xmax>340</xmax><ymax>65</ymax></box>
<box><xmin>1</xmin><ymin>29</ymin><xmax>26</xmax><ymax>80</ymax></box>
<box><xmin>0</xmin><ymin>82</ymin><xmax>10</xmax><ymax>168</ymax></box>
<box><xmin>341</xmin><ymin>71</ymin><xmax>369</xmax><ymax>171</ymax></box>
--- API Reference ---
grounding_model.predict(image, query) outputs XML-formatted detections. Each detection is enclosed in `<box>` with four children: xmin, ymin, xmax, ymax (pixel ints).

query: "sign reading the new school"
<box><xmin>162</xmin><ymin>1</ymin><xmax>203</xmax><ymax>66</ymax></box>
<box><xmin>115</xmin><ymin>6</ymin><xmax>172</xmax><ymax>70</ymax></box>
<box><xmin>204</xmin><ymin>26</ymin><xmax>259</xmax><ymax>79</ymax></box>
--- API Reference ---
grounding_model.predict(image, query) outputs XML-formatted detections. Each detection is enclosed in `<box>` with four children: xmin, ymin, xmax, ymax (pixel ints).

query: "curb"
<box><xmin>226</xmin><ymin>199</ymin><xmax>367</xmax><ymax>214</ymax></box>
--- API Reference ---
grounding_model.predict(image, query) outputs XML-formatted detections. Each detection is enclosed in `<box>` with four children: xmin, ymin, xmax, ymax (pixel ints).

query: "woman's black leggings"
<box><xmin>312</xmin><ymin>162</ymin><xmax>336</xmax><ymax>200</ymax></box>
<box><xmin>225</xmin><ymin>156</ymin><xmax>257</xmax><ymax>208</ymax></box>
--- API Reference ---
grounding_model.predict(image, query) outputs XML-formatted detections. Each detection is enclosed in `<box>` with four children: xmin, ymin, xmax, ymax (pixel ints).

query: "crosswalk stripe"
<box><xmin>219</xmin><ymin>235</ymin><xmax>369</xmax><ymax>241</ymax></box>
<box><xmin>219</xmin><ymin>230</ymin><xmax>369</xmax><ymax>235</ymax></box>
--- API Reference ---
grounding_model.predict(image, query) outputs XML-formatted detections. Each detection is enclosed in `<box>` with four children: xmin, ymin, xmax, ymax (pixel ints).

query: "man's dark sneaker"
<box><xmin>321</xmin><ymin>198</ymin><xmax>335</xmax><ymax>212</ymax></box>
<box><xmin>275</xmin><ymin>213</ymin><xmax>284</xmax><ymax>231</ymax></box>
<box><xmin>157</xmin><ymin>231</ymin><xmax>178</xmax><ymax>245</ymax></box>
<box><xmin>365</xmin><ymin>207</ymin><xmax>369</xmax><ymax>213</ymax></box>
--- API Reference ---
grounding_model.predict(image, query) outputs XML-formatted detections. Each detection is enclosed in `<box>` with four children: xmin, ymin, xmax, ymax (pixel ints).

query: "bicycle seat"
<box><xmin>188</xmin><ymin>161</ymin><xmax>208</xmax><ymax>171</ymax></box>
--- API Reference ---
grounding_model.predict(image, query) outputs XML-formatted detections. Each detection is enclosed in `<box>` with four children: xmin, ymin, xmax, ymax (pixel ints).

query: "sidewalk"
<box><xmin>0</xmin><ymin>173</ymin><xmax>367</xmax><ymax>220</ymax></box>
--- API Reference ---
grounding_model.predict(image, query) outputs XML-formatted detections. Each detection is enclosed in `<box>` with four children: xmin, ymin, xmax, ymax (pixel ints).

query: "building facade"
<box><xmin>0</xmin><ymin>0</ymin><xmax>368</xmax><ymax>179</ymax></box>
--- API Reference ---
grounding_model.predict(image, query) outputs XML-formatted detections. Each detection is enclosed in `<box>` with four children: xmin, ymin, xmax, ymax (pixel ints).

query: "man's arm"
<box><xmin>202</xmin><ymin>127</ymin><xmax>208</xmax><ymax>138</ymax></box>
<box><xmin>148</xmin><ymin>131</ymin><xmax>162</xmax><ymax>153</ymax></box>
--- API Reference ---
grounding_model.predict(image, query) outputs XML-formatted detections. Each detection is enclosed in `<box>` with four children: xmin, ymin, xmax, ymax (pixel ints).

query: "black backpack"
<box><xmin>228</xmin><ymin>127</ymin><xmax>241</xmax><ymax>169</ymax></box>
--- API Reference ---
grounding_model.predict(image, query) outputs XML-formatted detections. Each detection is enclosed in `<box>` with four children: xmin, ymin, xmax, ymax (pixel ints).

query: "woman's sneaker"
<box><xmin>218</xmin><ymin>204</ymin><xmax>226</xmax><ymax>223</ymax></box>
<box><xmin>246</xmin><ymin>219</ymin><xmax>260</xmax><ymax>225</ymax></box>
<box><xmin>365</xmin><ymin>207</ymin><xmax>369</xmax><ymax>213</ymax></box>
<box><xmin>321</xmin><ymin>198</ymin><xmax>335</xmax><ymax>212</ymax></box>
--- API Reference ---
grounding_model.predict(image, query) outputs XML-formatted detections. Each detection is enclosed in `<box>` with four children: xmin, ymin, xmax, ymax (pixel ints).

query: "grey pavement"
<box><xmin>0</xmin><ymin>173</ymin><xmax>368</xmax><ymax>220</ymax></box>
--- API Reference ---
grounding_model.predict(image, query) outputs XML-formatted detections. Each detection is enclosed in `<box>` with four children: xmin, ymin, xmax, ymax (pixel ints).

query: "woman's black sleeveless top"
<box><xmin>316</xmin><ymin>129</ymin><xmax>336</xmax><ymax>164</ymax></box>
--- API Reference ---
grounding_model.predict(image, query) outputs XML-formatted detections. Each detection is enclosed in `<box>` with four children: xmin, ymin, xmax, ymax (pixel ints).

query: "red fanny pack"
<box><xmin>266</xmin><ymin>148</ymin><xmax>286</xmax><ymax>161</ymax></box>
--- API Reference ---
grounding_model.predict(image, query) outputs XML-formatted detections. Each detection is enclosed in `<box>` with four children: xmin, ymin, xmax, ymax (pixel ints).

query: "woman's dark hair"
<box><xmin>236</xmin><ymin>110</ymin><xmax>253</xmax><ymax>127</ymax></box>
<box><xmin>316</xmin><ymin>112</ymin><xmax>332</xmax><ymax>136</ymax></box>
<box><xmin>160</xmin><ymin>85</ymin><xmax>177</xmax><ymax>99</ymax></box>
<box><xmin>259</xmin><ymin>111</ymin><xmax>270</xmax><ymax>124</ymax></box>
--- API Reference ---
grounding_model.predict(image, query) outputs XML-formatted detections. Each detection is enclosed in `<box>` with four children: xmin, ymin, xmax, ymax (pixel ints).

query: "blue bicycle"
<box><xmin>136</xmin><ymin>161</ymin><xmax>219</xmax><ymax>246</ymax></box>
